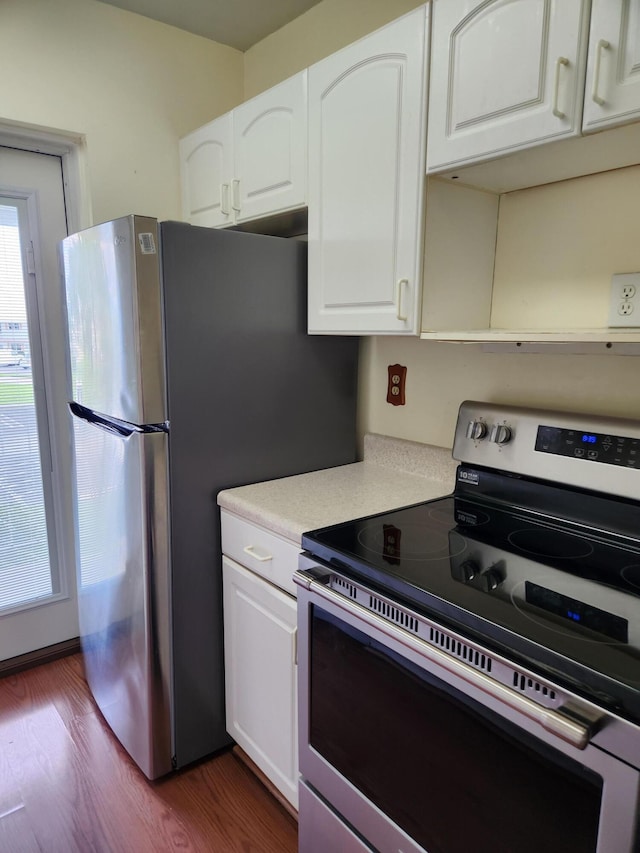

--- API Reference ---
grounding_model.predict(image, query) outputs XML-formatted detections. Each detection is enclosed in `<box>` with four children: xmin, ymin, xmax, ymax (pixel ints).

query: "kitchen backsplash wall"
<box><xmin>1</xmin><ymin>0</ymin><xmax>243</xmax><ymax>224</ymax></box>
<box><xmin>359</xmin><ymin>337</ymin><xmax>640</xmax><ymax>450</ymax></box>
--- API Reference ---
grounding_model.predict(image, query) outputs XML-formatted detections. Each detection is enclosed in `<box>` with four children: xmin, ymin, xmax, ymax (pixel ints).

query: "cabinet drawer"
<box><xmin>221</xmin><ymin>511</ymin><xmax>300</xmax><ymax>596</ymax></box>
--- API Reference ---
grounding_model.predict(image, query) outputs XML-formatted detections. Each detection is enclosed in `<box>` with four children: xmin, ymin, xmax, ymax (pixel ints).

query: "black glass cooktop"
<box><xmin>302</xmin><ymin>487</ymin><xmax>640</xmax><ymax>723</ymax></box>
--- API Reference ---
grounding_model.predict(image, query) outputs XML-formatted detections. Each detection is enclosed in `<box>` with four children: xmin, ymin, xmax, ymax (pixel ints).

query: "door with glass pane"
<box><xmin>0</xmin><ymin>147</ymin><xmax>77</xmax><ymax>660</ymax></box>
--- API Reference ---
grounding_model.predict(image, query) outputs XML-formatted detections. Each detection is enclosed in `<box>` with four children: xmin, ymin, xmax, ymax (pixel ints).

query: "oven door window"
<box><xmin>309</xmin><ymin>607</ymin><xmax>602</xmax><ymax>853</ymax></box>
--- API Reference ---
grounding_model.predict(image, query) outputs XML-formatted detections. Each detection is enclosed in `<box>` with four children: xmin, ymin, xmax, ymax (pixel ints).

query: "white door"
<box><xmin>427</xmin><ymin>0</ymin><xmax>590</xmax><ymax>172</ymax></box>
<box><xmin>179</xmin><ymin>114</ymin><xmax>234</xmax><ymax>228</ymax></box>
<box><xmin>233</xmin><ymin>71</ymin><xmax>307</xmax><ymax>223</ymax></box>
<box><xmin>307</xmin><ymin>6</ymin><xmax>428</xmax><ymax>334</ymax></box>
<box><xmin>583</xmin><ymin>0</ymin><xmax>640</xmax><ymax>132</ymax></box>
<box><xmin>0</xmin><ymin>146</ymin><xmax>78</xmax><ymax>660</ymax></box>
<box><xmin>223</xmin><ymin>556</ymin><xmax>299</xmax><ymax>808</ymax></box>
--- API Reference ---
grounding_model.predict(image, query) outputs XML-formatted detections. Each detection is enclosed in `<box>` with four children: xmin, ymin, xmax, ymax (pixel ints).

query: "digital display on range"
<box><xmin>525</xmin><ymin>582</ymin><xmax>628</xmax><ymax>642</ymax></box>
<box><xmin>535</xmin><ymin>425</ymin><xmax>640</xmax><ymax>468</ymax></box>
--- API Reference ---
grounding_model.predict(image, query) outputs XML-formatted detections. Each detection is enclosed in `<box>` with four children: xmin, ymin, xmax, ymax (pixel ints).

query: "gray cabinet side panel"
<box><xmin>159</xmin><ymin>221</ymin><xmax>357</xmax><ymax>767</ymax></box>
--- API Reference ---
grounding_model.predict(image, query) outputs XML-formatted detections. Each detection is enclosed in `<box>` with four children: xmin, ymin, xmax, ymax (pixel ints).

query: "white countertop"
<box><xmin>217</xmin><ymin>434</ymin><xmax>457</xmax><ymax>545</ymax></box>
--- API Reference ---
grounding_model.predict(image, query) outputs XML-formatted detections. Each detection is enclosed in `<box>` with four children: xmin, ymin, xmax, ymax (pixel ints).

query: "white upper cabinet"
<box><xmin>179</xmin><ymin>113</ymin><xmax>233</xmax><ymax>228</ymax></box>
<box><xmin>179</xmin><ymin>71</ymin><xmax>307</xmax><ymax>228</ymax></box>
<box><xmin>582</xmin><ymin>0</ymin><xmax>640</xmax><ymax>133</ymax></box>
<box><xmin>233</xmin><ymin>72</ymin><xmax>307</xmax><ymax>223</ymax></box>
<box><xmin>307</xmin><ymin>6</ymin><xmax>429</xmax><ymax>335</ymax></box>
<box><xmin>427</xmin><ymin>0</ymin><xmax>590</xmax><ymax>172</ymax></box>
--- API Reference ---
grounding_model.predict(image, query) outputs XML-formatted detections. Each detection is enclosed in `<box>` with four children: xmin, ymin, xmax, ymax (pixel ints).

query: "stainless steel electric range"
<box><xmin>295</xmin><ymin>401</ymin><xmax>640</xmax><ymax>853</ymax></box>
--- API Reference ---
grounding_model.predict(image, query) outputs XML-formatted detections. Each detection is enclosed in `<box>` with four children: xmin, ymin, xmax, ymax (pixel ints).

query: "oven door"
<box><xmin>295</xmin><ymin>568</ymin><xmax>640</xmax><ymax>853</ymax></box>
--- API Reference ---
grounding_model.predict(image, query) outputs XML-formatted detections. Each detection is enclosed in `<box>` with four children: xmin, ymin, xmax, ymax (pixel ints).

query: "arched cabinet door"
<box><xmin>233</xmin><ymin>72</ymin><xmax>307</xmax><ymax>223</ymax></box>
<box><xmin>180</xmin><ymin>73</ymin><xmax>307</xmax><ymax>229</ymax></box>
<box><xmin>179</xmin><ymin>114</ymin><xmax>233</xmax><ymax>228</ymax></box>
<box><xmin>583</xmin><ymin>0</ymin><xmax>640</xmax><ymax>133</ymax></box>
<box><xmin>307</xmin><ymin>6</ymin><xmax>429</xmax><ymax>335</ymax></box>
<box><xmin>427</xmin><ymin>0</ymin><xmax>590</xmax><ymax>173</ymax></box>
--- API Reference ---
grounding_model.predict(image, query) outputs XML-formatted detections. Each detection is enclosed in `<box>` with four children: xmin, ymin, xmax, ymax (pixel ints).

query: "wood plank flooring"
<box><xmin>0</xmin><ymin>653</ymin><xmax>298</xmax><ymax>852</ymax></box>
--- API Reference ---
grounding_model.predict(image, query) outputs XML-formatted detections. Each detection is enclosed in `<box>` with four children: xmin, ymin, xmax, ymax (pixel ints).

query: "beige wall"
<box><xmin>491</xmin><ymin>167</ymin><xmax>640</xmax><ymax>330</ymax></box>
<box><xmin>360</xmin><ymin>337</ymin><xmax>640</xmax><ymax>449</ymax></box>
<box><xmin>246</xmin><ymin>0</ymin><xmax>640</xmax><ymax>450</ymax></box>
<box><xmin>0</xmin><ymin>0</ymin><xmax>243</xmax><ymax>224</ymax></box>
<box><xmin>244</xmin><ymin>0</ymin><xmax>423</xmax><ymax>98</ymax></box>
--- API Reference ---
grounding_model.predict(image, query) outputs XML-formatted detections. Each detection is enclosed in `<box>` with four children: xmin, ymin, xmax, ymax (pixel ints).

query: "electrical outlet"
<box><xmin>608</xmin><ymin>273</ymin><xmax>640</xmax><ymax>327</ymax></box>
<box><xmin>387</xmin><ymin>364</ymin><xmax>407</xmax><ymax>406</ymax></box>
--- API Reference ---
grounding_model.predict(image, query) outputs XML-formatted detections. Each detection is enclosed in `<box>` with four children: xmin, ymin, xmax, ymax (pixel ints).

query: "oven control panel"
<box><xmin>448</xmin><ymin>547</ymin><xmax>633</xmax><ymax>645</ymax></box>
<box><xmin>453</xmin><ymin>401</ymin><xmax>640</xmax><ymax>500</ymax></box>
<box><xmin>535</xmin><ymin>425</ymin><xmax>640</xmax><ymax>469</ymax></box>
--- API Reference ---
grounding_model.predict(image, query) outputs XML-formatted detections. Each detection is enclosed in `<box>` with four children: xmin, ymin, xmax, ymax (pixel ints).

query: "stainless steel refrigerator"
<box><xmin>61</xmin><ymin>215</ymin><xmax>358</xmax><ymax>780</ymax></box>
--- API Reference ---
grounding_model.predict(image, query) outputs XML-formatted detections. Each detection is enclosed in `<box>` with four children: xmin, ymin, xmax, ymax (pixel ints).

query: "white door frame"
<box><xmin>0</xmin><ymin>120</ymin><xmax>92</xmax><ymax>662</ymax></box>
<box><xmin>0</xmin><ymin>118</ymin><xmax>92</xmax><ymax>234</ymax></box>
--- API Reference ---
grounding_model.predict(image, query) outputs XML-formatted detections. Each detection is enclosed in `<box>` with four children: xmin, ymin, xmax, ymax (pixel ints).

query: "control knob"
<box><xmin>451</xmin><ymin>559</ymin><xmax>480</xmax><ymax>584</ymax></box>
<box><xmin>479</xmin><ymin>567</ymin><xmax>503</xmax><ymax>592</ymax></box>
<box><xmin>458</xmin><ymin>560</ymin><xmax>479</xmax><ymax>583</ymax></box>
<box><xmin>489</xmin><ymin>424</ymin><xmax>513</xmax><ymax>445</ymax></box>
<box><xmin>466</xmin><ymin>420</ymin><xmax>488</xmax><ymax>441</ymax></box>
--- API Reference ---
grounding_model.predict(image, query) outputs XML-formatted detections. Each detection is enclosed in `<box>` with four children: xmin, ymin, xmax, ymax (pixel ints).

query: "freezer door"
<box><xmin>71</xmin><ymin>410</ymin><xmax>172</xmax><ymax>779</ymax></box>
<box><xmin>62</xmin><ymin>215</ymin><xmax>166</xmax><ymax>424</ymax></box>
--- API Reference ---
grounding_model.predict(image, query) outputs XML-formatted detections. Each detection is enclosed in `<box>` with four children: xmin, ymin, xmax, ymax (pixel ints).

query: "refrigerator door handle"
<box><xmin>70</xmin><ymin>402</ymin><xmax>136</xmax><ymax>438</ymax></box>
<box><xmin>69</xmin><ymin>402</ymin><xmax>167</xmax><ymax>438</ymax></box>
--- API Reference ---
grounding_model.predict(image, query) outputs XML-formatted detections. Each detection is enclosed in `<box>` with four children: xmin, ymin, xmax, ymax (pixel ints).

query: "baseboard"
<box><xmin>0</xmin><ymin>637</ymin><xmax>81</xmax><ymax>678</ymax></box>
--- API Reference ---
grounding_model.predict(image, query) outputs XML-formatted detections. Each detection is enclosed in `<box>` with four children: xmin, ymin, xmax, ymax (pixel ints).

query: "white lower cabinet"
<box><xmin>222</xmin><ymin>553</ymin><xmax>299</xmax><ymax>809</ymax></box>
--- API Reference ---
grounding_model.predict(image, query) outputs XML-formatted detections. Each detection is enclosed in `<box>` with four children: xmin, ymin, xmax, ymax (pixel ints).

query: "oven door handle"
<box><xmin>295</xmin><ymin>571</ymin><xmax>599</xmax><ymax>750</ymax></box>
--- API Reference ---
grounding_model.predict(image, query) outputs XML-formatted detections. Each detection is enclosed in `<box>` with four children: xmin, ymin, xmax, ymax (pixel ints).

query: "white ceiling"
<box><xmin>95</xmin><ymin>0</ymin><xmax>324</xmax><ymax>51</ymax></box>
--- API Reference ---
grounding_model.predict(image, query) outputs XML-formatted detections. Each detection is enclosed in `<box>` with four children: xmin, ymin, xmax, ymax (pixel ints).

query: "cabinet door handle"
<box><xmin>591</xmin><ymin>39</ymin><xmax>610</xmax><ymax>106</ymax></box>
<box><xmin>243</xmin><ymin>544</ymin><xmax>273</xmax><ymax>562</ymax></box>
<box><xmin>221</xmin><ymin>183</ymin><xmax>230</xmax><ymax>216</ymax></box>
<box><xmin>231</xmin><ymin>179</ymin><xmax>241</xmax><ymax>213</ymax></box>
<box><xmin>396</xmin><ymin>279</ymin><xmax>409</xmax><ymax>322</ymax></box>
<box><xmin>552</xmin><ymin>56</ymin><xmax>569</xmax><ymax>119</ymax></box>
<box><xmin>292</xmin><ymin>627</ymin><xmax>298</xmax><ymax>666</ymax></box>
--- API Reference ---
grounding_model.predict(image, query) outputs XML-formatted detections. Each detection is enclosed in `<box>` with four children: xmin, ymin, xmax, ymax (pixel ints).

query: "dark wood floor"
<box><xmin>0</xmin><ymin>653</ymin><xmax>298</xmax><ymax>852</ymax></box>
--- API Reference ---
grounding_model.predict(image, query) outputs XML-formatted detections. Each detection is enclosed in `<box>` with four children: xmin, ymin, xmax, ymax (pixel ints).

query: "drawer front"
<box><xmin>221</xmin><ymin>511</ymin><xmax>300</xmax><ymax>596</ymax></box>
<box><xmin>299</xmin><ymin>782</ymin><xmax>373</xmax><ymax>853</ymax></box>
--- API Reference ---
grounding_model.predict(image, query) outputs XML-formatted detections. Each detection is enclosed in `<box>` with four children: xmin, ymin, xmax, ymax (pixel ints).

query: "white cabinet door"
<box><xmin>223</xmin><ymin>556</ymin><xmax>298</xmax><ymax>809</ymax></box>
<box><xmin>583</xmin><ymin>0</ymin><xmax>640</xmax><ymax>133</ymax></box>
<box><xmin>179</xmin><ymin>114</ymin><xmax>233</xmax><ymax>228</ymax></box>
<box><xmin>180</xmin><ymin>73</ymin><xmax>307</xmax><ymax>228</ymax></box>
<box><xmin>307</xmin><ymin>6</ymin><xmax>428</xmax><ymax>335</ymax></box>
<box><xmin>427</xmin><ymin>0</ymin><xmax>590</xmax><ymax>172</ymax></box>
<box><xmin>233</xmin><ymin>71</ymin><xmax>307</xmax><ymax>223</ymax></box>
